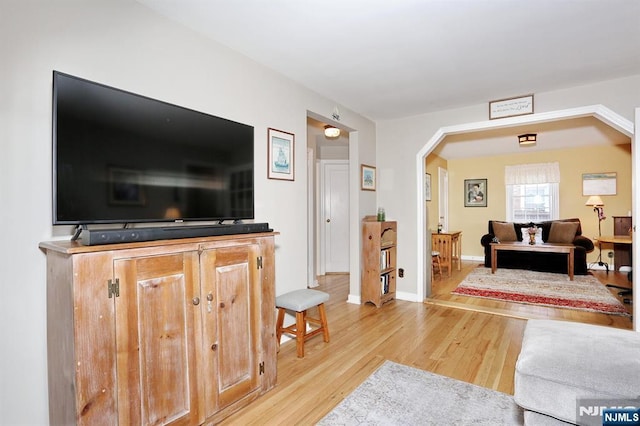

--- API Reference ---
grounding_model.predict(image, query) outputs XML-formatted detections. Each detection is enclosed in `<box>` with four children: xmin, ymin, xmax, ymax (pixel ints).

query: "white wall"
<box><xmin>377</xmin><ymin>75</ymin><xmax>640</xmax><ymax>297</ymax></box>
<box><xmin>0</xmin><ymin>1</ymin><xmax>376</xmax><ymax>423</ymax></box>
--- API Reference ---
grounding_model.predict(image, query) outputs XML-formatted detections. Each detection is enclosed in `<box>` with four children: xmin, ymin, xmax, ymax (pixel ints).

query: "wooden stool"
<box><xmin>275</xmin><ymin>289</ymin><xmax>330</xmax><ymax>358</ymax></box>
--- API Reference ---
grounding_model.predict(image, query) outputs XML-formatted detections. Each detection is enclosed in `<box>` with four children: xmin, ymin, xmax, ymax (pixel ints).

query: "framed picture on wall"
<box><xmin>361</xmin><ymin>164</ymin><xmax>376</xmax><ymax>191</ymax></box>
<box><xmin>582</xmin><ymin>172</ymin><xmax>616</xmax><ymax>195</ymax></box>
<box><xmin>267</xmin><ymin>127</ymin><xmax>295</xmax><ymax>181</ymax></box>
<box><xmin>489</xmin><ymin>94</ymin><xmax>534</xmax><ymax>119</ymax></box>
<box><xmin>464</xmin><ymin>178</ymin><xmax>487</xmax><ymax>207</ymax></box>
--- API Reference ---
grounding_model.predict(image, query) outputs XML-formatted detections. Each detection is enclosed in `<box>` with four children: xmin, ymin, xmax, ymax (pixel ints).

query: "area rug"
<box><xmin>452</xmin><ymin>267</ymin><xmax>629</xmax><ymax>316</ymax></box>
<box><xmin>317</xmin><ymin>360</ymin><xmax>523</xmax><ymax>425</ymax></box>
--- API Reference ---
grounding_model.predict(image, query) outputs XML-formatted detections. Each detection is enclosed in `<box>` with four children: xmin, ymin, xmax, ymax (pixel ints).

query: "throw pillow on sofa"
<box><xmin>547</xmin><ymin>221</ymin><xmax>579</xmax><ymax>243</ymax></box>
<box><xmin>493</xmin><ymin>221</ymin><xmax>517</xmax><ymax>242</ymax></box>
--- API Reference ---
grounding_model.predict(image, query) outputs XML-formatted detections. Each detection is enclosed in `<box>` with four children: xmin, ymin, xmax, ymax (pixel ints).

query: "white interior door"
<box><xmin>320</xmin><ymin>160</ymin><xmax>350</xmax><ymax>273</ymax></box>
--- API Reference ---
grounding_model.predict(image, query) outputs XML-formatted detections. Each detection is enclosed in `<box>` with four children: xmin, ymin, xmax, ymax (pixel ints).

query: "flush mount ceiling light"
<box><xmin>324</xmin><ymin>125</ymin><xmax>340</xmax><ymax>138</ymax></box>
<box><xmin>518</xmin><ymin>133</ymin><xmax>537</xmax><ymax>146</ymax></box>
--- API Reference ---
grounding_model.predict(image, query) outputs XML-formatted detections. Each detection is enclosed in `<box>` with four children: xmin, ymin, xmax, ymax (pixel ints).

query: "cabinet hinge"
<box><xmin>257</xmin><ymin>256</ymin><xmax>263</xmax><ymax>270</ymax></box>
<box><xmin>259</xmin><ymin>361</ymin><xmax>264</xmax><ymax>375</ymax></box>
<box><xmin>108</xmin><ymin>278</ymin><xmax>120</xmax><ymax>298</ymax></box>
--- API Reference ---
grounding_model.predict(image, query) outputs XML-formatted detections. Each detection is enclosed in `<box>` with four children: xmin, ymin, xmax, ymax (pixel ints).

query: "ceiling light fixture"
<box><xmin>518</xmin><ymin>133</ymin><xmax>537</xmax><ymax>146</ymax></box>
<box><xmin>324</xmin><ymin>125</ymin><xmax>340</xmax><ymax>138</ymax></box>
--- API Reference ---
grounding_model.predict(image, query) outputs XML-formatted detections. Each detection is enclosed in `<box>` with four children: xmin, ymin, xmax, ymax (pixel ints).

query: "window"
<box><xmin>505</xmin><ymin>163</ymin><xmax>560</xmax><ymax>222</ymax></box>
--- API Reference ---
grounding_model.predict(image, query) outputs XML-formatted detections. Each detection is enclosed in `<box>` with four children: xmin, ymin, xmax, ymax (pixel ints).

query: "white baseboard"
<box><xmin>347</xmin><ymin>292</ymin><xmax>422</xmax><ymax>304</ymax></box>
<box><xmin>396</xmin><ymin>291</ymin><xmax>422</xmax><ymax>302</ymax></box>
<box><xmin>347</xmin><ymin>294</ymin><xmax>361</xmax><ymax>305</ymax></box>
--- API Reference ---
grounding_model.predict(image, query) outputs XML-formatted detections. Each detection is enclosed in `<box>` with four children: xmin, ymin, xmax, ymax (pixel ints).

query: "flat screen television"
<box><xmin>53</xmin><ymin>71</ymin><xmax>255</xmax><ymax>227</ymax></box>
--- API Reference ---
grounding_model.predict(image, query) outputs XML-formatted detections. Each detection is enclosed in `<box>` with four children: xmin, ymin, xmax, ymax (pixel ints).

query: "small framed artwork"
<box><xmin>489</xmin><ymin>94</ymin><xmax>534</xmax><ymax>120</ymax></box>
<box><xmin>267</xmin><ymin>127</ymin><xmax>295</xmax><ymax>181</ymax></box>
<box><xmin>425</xmin><ymin>173</ymin><xmax>432</xmax><ymax>201</ymax></box>
<box><xmin>109</xmin><ymin>167</ymin><xmax>145</xmax><ymax>205</ymax></box>
<box><xmin>361</xmin><ymin>164</ymin><xmax>376</xmax><ymax>191</ymax></box>
<box><xmin>582</xmin><ymin>172</ymin><xmax>617</xmax><ymax>196</ymax></box>
<box><xmin>464</xmin><ymin>178</ymin><xmax>487</xmax><ymax>207</ymax></box>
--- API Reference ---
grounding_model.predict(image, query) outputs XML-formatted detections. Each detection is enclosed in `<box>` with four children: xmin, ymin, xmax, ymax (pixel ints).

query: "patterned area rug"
<box><xmin>452</xmin><ymin>267</ymin><xmax>629</xmax><ymax>316</ymax></box>
<box><xmin>318</xmin><ymin>360</ymin><xmax>523</xmax><ymax>425</ymax></box>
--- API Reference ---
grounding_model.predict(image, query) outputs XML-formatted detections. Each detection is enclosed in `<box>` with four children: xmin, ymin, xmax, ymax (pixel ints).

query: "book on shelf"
<box><xmin>380</xmin><ymin>273</ymin><xmax>390</xmax><ymax>294</ymax></box>
<box><xmin>380</xmin><ymin>249</ymin><xmax>391</xmax><ymax>270</ymax></box>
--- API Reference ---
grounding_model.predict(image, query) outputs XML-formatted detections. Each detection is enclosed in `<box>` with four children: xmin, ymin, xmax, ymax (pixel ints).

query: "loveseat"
<box><xmin>480</xmin><ymin>218</ymin><xmax>594</xmax><ymax>275</ymax></box>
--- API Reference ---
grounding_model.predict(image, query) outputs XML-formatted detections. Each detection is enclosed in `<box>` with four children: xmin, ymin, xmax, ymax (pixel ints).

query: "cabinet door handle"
<box><xmin>192</xmin><ymin>297</ymin><xmax>200</xmax><ymax>306</ymax></box>
<box><xmin>207</xmin><ymin>293</ymin><xmax>213</xmax><ymax>313</ymax></box>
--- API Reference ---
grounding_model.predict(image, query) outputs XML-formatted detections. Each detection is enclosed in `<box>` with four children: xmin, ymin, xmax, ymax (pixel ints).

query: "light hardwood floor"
<box><xmin>221</xmin><ymin>263</ymin><xmax>633</xmax><ymax>425</ymax></box>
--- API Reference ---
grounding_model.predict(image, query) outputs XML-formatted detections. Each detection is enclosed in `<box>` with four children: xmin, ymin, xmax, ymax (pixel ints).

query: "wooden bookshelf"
<box><xmin>361</xmin><ymin>217</ymin><xmax>397</xmax><ymax>307</ymax></box>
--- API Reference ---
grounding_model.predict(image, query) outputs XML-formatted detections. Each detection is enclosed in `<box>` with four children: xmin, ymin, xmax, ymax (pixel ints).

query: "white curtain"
<box><xmin>505</xmin><ymin>162</ymin><xmax>560</xmax><ymax>184</ymax></box>
<box><xmin>505</xmin><ymin>162</ymin><xmax>560</xmax><ymax>221</ymax></box>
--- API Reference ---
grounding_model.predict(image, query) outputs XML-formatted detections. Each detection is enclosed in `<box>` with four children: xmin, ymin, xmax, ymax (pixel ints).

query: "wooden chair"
<box><xmin>431</xmin><ymin>250</ymin><xmax>443</xmax><ymax>280</ymax></box>
<box><xmin>432</xmin><ymin>233</ymin><xmax>452</xmax><ymax>276</ymax></box>
<box><xmin>276</xmin><ymin>289</ymin><xmax>330</xmax><ymax>358</ymax></box>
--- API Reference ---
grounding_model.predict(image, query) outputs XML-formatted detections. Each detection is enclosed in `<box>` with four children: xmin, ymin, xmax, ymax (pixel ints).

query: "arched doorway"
<box><xmin>415</xmin><ymin>105</ymin><xmax>635</xmax><ymax>319</ymax></box>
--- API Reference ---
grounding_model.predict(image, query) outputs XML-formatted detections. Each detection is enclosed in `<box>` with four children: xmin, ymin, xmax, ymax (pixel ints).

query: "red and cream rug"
<box><xmin>452</xmin><ymin>266</ymin><xmax>630</xmax><ymax>316</ymax></box>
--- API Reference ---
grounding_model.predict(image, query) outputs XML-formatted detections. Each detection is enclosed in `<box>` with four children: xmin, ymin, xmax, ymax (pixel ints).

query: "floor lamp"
<box><xmin>585</xmin><ymin>195</ymin><xmax>608</xmax><ymax>271</ymax></box>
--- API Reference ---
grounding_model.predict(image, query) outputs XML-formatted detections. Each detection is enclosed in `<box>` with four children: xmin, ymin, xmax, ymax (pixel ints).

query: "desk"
<box><xmin>432</xmin><ymin>231</ymin><xmax>462</xmax><ymax>277</ymax></box>
<box><xmin>490</xmin><ymin>242</ymin><xmax>575</xmax><ymax>280</ymax></box>
<box><xmin>596</xmin><ymin>235</ymin><xmax>632</xmax><ymax>271</ymax></box>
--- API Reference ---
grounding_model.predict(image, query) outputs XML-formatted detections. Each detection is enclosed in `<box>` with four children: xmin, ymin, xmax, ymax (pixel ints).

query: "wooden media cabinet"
<box><xmin>40</xmin><ymin>232</ymin><xmax>277</xmax><ymax>425</ymax></box>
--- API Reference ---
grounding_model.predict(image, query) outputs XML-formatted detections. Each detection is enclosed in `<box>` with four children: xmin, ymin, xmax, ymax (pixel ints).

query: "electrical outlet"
<box><xmin>607</xmin><ymin>251</ymin><xmax>614</xmax><ymax>258</ymax></box>
<box><xmin>398</xmin><ymin>268</ymin><xmax>404</xmax><ymax>278</ymax></box>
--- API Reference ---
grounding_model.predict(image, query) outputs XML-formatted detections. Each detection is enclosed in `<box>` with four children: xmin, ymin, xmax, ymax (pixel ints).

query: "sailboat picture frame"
<box><xmin>267</xmin><ymin>127</ymin><xmax>295</xmax><ymax>181</ymax></box>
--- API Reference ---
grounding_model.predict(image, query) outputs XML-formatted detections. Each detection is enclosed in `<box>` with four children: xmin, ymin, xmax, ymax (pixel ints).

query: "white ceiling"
<box><xmin>136</xmin><ymin>0</ymin><xmax>638</xmax><ymax>158</ymax></box>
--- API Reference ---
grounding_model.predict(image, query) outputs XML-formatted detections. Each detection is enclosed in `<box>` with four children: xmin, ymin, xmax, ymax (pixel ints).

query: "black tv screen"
<box><xmin>53</xmin><ymin>71</ymin><xmax>254</xmax><ymax>225</ymax></box>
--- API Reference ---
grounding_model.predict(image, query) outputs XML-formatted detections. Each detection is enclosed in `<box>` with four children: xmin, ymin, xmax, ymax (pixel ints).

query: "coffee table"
<box><xmin>490</xmin><ymin>241</ymin><xmax>576</xmax><ymax>280</ymax></box>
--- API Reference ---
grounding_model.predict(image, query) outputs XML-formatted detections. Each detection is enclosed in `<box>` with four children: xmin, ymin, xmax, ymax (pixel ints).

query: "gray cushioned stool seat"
<box><xmin>276</xmin><ymin>289</ymin><xmax>329</xmax><ymax>312</ymax></box>
<box><xmin>515</xmin><ymin>319</ymin><xmax>640</xmax><ymax>424</ymax></box>
<box><xmin>275</xmin><ymin>289</ymin><xmax>330</xmax><ymax>358</ymax></box>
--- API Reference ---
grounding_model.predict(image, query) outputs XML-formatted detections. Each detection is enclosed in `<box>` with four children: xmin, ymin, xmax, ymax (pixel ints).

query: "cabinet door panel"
<box><xmin>70</xmin><ymin>253</ymin><xmax>118</xmax><ymax>426</ymax></box>
<box><xmin>115</xmin><ymin>252</ymin><xmax>202</xmax><ymax>426</ymax></box>
<box><xmin>200</xmin><ymin>245</ymin><xmax>261</xmax><ymax>415</ymax></box>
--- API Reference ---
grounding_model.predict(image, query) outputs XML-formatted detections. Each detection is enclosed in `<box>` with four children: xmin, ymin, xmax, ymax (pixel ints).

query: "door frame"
<box><xmin>438</xmin><ymin>167</ymin><xmax>448</xmax><ymax>232</ymax></box>
<box><xmin>307</xmin><ymin>148</ymin><xmax>317</xmax><ymax>287</ymax></box>
<box><xmin>632</xmin><ymin>107</ymin><xmax>639</xmax><ymax>327</ymax></box>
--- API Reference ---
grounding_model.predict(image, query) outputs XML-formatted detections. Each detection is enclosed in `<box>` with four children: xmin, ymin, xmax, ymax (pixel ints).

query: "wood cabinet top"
<box><xmin>40</xmin><ymin>231</ymin><xmax>278</xmax><ymax>255</ymax></box>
